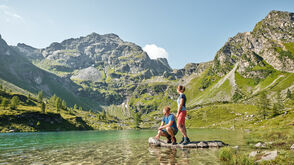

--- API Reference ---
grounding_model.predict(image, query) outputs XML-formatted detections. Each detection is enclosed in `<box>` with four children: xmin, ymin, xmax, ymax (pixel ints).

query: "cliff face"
<box><xmin>214</xmin><ymin>11</ymin><xmax>294</xmax><ymax>79</ymax></box>
<box><xmin>0</xmin><ymin>35</ymin><xmax>98</xmax><ymax>109</ymax></box>
<box><xmin>17</xmin><ymin>33</ymin><xmax>172</xmax><ymax>77</ymax></box>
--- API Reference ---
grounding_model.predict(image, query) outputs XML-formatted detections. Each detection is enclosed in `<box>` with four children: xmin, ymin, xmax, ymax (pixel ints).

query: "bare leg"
<box><xmin>183</xmin><ymin>122</ymin><xmax>187</xmax><ymax>136</ymax></box>
<box><xmin>177</xmin><ymin>124</ymin><xmax>187</xmax><ymax>137</ymax></box>
<box><xmin>166</xmin><ymin>127</ymin><xmax>174</xmax><ymax>138</ymax></box>
<box><xmin>155</xmin><ymin>130</ymin><xmax>168</xmax><ymax>139</ymax></box>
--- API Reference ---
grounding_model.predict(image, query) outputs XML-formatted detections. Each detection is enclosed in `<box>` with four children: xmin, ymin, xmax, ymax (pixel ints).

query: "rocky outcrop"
<box><xmin>249</xmin><ymin>150</ymin><xmax>278</xmax><ymax>162</ymax></box>
<box><xmin>148</xmin><ymin>137</ymin><xmax>228</xmax><ymax>148</ymax></box>
<box><xmin>214</xmin><ymin>10</ymin><xmax>294</xmax><ymax>77</ymax></box>
<box><xmin>13</xmin><ymin>43</ymin><xmax>44</xmax><ymax>61</ymax></box>
<box><xmin>71</xmin><ymin>66</ymin><xmax>103</xmax><ymax>82</ymax></box>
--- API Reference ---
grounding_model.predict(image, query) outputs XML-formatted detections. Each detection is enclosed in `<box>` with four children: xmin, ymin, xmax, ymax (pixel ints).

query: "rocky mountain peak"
<box><xmin>0</xmin><ymin>35</ymin><xmax>11</xmax><ymax>55</ymax></box>
<box><xmin>265</xmin><ymin>10</ymin><xmax>294</xmax><ymax>21</ymax></box>
<box><xmin>214</xmin><ymin>10</ymin><xmax>294</xmax><ymax>77</ymax></box>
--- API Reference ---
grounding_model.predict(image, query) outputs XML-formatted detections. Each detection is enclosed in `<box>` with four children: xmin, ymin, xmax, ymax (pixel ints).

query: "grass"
<box><xmin>274</xmin><ymin>42</ymin><xmax>294</xmax><ymax>60</ymax></box>
<box><xmin>0</xmin><ymin>89</ymin><xmax>127</xmax><ymax>132</ymax></box>
<box><xmin>187</xmin><ymin>104</ymin><xmax>259</xmax><ymax>128</ymax></box>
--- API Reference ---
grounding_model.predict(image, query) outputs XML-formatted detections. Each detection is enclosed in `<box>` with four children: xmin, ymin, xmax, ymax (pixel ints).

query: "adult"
<box><xmin>155</xmin><ymin>106</ymin><xmax>178</xmax><ymax>145</ymax></box>
<box><xmin>176</xmin><ymin>85</ymin><xmax>190</xmax><ymax>145</ymax></box>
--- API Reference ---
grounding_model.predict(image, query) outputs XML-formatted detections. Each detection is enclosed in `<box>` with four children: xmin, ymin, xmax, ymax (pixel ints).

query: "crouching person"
<box><xmin>155</xmin><ymin>106</ymin><xmax>178</xmax><ymax>145</ymax></box>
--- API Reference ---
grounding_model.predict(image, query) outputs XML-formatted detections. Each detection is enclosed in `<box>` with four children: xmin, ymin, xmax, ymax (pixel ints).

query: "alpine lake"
<box><xmin>0</xmin><ymin>128</ymin><xmax>247</xmax><ymax>165</ymax></box>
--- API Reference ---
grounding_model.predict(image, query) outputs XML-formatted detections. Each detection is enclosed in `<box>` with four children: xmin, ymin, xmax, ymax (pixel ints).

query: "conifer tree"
<box><xmin>55</xmin><ymin>97</ymin><xmax>62</xmax><ymax>112</ymax></box>
<box><xmin>62</xmin><ymin>100</ymin><xmax>67</xmax><ymax>110</ymax></box>
<box><xmin>37</xmin><ymin>91</ymin><xmax>43</xmax><ymax>103</ymax></box>
<box><xmin>258</xmin><ymin>92</ymin><xmax>270</xmax><ymax>119</ymax></box>
<box><xmin>1</xmin><ymin>98</ymin><xmax>9</xmax><ymax>110</ymax></box>
<box><xmin>41</xmin><ymin>102</ymin><xmax>46</xmax><ymax>114</ymax></box>
<box><xmin>10</xmin><ymin>96</ymin><xmax>19</xmax><ymax>110</ymax></box>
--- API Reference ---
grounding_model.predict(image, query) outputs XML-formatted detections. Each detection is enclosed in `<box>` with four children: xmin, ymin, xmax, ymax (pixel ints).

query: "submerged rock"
<box><xmin>148</xmin><ymin>137</ymin><xmax>228</xmax><ymax>148</ymax></box>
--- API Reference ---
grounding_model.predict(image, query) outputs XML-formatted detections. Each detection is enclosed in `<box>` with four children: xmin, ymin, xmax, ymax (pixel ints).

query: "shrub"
<box><xmin>219</xmin><ymin>147</ymin><xmax>234</xmax><ymax>161</ymax></box>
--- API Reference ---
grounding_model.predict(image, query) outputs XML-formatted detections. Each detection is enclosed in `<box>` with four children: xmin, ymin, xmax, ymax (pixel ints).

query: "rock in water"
<box><xmin>148</xmin><ymin>137</ymin><xmax>228</xmax><ymax>148</ymax></box>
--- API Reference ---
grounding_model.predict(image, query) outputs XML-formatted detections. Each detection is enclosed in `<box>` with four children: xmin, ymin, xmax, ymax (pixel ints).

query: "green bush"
<box><xmin>219</xmin><ymin>147</ymin><xmax>234</xmax><ymax>162</ymax></box>
<box><xmin>235</xmin><ymin>154</ymin><xmax>256</xmax><ymax>165</ymax></box>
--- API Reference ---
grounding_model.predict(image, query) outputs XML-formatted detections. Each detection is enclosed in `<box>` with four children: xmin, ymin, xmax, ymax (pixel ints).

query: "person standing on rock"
<box><xmin>176</xmin><ymin>85</ymin><xmax>190</xmax><ymax>145</ymax></box>
<box><xmin>155</xmin><ymin>106</ymin><xmax>178</xmax><ymax>145</ymax></box>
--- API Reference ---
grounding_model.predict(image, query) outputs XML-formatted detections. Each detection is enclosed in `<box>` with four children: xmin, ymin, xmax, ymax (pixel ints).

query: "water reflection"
<box><xmin>149</xmin><ymin>146</ymin><xmax>190</xmax><ymax>165</ymax></box>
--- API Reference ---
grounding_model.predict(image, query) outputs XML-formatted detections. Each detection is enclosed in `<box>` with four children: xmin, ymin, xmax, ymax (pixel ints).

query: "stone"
<box><xmin>291</xmin><ymin>144</ymin><xmax>294</xmax><ymax>150</ymax></box>
<box><xmin>148</xmin><ymin>137</ymin><xmax>228</xmax><ymax>148</ymax></box>
<box><xmin>232</xmin><ymin>146</ymin><xmax>239</xmax><ymax>150</ymax></box>
<box><xmin>257</xmin><ymin>150</ymin><xmax>278</xmax><ymax>162</ymax></box>
<box><xmin>249</xmin><ymin>151</ymin><xmax>258</xmax><ymax>157</ymax></box>
<box><xmin>255</xmin><ymin>142</ymin><xmax>266</xmax><ymax>148</ymax></box>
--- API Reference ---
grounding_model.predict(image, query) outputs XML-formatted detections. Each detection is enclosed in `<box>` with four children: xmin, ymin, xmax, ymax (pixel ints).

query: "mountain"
<box><xmin>1</xmin><ymin>10</ymin><xmax>294</xmax><ymax>115</ymax></box>
<box><xmin>17</xmin><ymin>33</ymin><xmax>172</xmax><ymax>76</ymax></box>
<box><xmin>1</xmin><ymin>33</ymin><xmax>174</xmax><ymax>109</ymax></box>
<box><xmin>0</xmin><ymin>34</ymin><xmax>101</xmax><ymax>110</ymax></box>
<box><xmin>127</xmin><ymin>10</ymin><xmax>294</xmax><ymax>121</ymax></box>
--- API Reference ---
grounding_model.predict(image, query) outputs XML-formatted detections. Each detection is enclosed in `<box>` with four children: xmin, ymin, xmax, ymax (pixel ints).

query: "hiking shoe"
<box><xmin>167</xmin><ymin>137</ymin><xmax>172</xmax><ymax>144</ymax></box>
<box><xmin>167</xmin><ymin>135</ymin><xmax>172</xmax><ymax>143</ymax></box>
<box><xmin>172</xmin><ymin>137</ymin><xmax>177</xmax><ymax>145</ymax></box>
<box><xmin>179</xmin><ymin>137</ymin><xmax>184</xmax><ymax>144</ymax></box>
<box><xmin>182</xmin><ymin>137</ymin><xmax>190</xmax><ymax>145</ymax></box>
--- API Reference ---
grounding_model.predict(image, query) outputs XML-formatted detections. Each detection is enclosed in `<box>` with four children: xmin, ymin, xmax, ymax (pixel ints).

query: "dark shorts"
<box><xmin>161</xmin><ymin>127</ymin><xmax>178</xmax><ymax>136</ymax></box>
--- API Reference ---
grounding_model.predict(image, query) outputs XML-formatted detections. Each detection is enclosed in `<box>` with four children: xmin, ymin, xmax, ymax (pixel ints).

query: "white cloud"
<box><xmin>143</xmin><ymin>44</ymin><xmax>168</xmax><ymax>59</ymax></box>
<box><xmin>0</xmin><ymin>5</ymin><xmax>24</xmax><ymax>23</ymax></box>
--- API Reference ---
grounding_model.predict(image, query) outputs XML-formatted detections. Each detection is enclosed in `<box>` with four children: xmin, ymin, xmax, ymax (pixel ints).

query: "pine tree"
<box><xmin>74</xmin><ymin>104</ymin><xmax>78</xmax><ymax>110</ymax></box>
<box><xmin>49</xmin><ymin>94</ymin><xmax>57</xmax><ymax>105</ymax></box>
<box><xmin>134</xmin><ymin>112</ymin><xmax>142</xmax><ymax>128</ymax></box>
<box><xmin>55</xmin><ymin>97</ymin><xmax>62</xmax><ymax>112</ymax></box>
<box><xmin>101</xmin><ymin>109</ymin><xmax>106</xmax><ymax>120</ymax></box>
<box><xmin>62</xmin><ymin>100</ymin><xmax>67</xmax><ymax>110</ymax></box>
<box><xmin>37</xmin><ymin>91</ymin><xmax>43</xmax><ymax>103</ymax></box>
<box><xmin>1</xmin><ymin>98</ymin><xmax>9</xmax><ymax>110</ymax></box>
<box><xmin>287</xmin><ymin>89</ymin><xmax>292</xmax><ymax>99</ymax></box>
<box><xmin>41</xmin><ymin>102</ymin><xmax>46</xmax><ymax>114</ymax></box>
<box><xmin>272</xmin><ymin>103</ymin><xmax>280</xmax><ymax>117</ymax></box>
<box><xmin>276</xmin><ymin>90</ymin><xmax>284</xmax><ymax>111</ymax></box>
<box><xmin>10</xmin><ymin>96</ymin><xmax>19</xmax><ymax>110</ymax></box>
<box><xmin>79</xmin><ymin>106</ymin><xmax>82</xmax><ymax>111</ymax></box>
<box><xmin>0</xmin><ymin>84</ymin><xmax>2</xmax><ymax>90</ymax></box>
<box><xmin>258</xmin><ymin>92</ymin><xmax>270</xmax><ymax>119</ymax></box>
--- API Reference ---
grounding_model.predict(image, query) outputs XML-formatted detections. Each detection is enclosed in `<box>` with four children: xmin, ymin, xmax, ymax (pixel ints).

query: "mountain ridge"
<box><xmin>0</xmin><ymin>10</ymin><xmax>293</xmax><ymax>112</ymax></box>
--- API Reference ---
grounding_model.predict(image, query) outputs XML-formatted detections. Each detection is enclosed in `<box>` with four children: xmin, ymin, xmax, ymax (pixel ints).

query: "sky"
<box><xmin>0</xmin><ymin>0</ymin><xmax>294</xmax><ymax>69</ymax></box>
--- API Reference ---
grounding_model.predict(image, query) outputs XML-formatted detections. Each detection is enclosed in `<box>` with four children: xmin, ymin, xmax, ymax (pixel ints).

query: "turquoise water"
<box><xmin>0</xmin><ymin>129</ymin><xmax>246</xmax><ymax>164</ymax></box>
